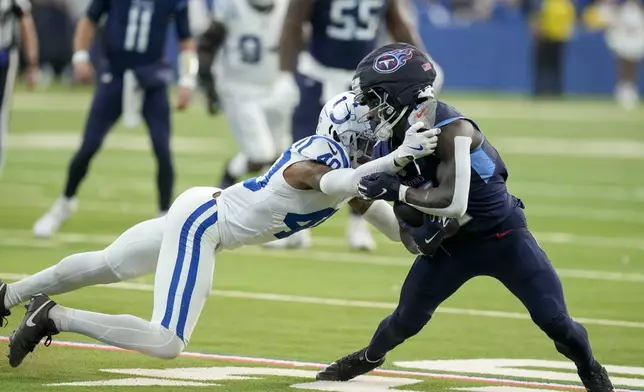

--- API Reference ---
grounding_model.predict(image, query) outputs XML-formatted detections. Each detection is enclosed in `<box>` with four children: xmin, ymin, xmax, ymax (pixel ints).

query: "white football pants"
<box><xmin>6</xmin><ymin>187</ymin><xmax>222</xmax><ymax>358</ymax></box>
<box><xmin>218</xmin><ymin>87</ymin><xmax>292</xmax><ymax>167</ymax></box>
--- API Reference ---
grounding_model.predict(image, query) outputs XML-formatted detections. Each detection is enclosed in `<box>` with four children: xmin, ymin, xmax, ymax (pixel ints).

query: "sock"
<box><xmin>49</xmin><ymin>305</ymin><xmax>185</xmax><ymax>359</ymax></box>
<box><xmin>5</xmin><ymin>251</ymin><xmax>120</xmax><ymax>310</ymax></box>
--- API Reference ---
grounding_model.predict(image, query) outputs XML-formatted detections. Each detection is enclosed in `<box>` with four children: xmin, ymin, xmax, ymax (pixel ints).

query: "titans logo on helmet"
<box><xmin>372</xmin><ymin>48</ymin><xmax>414</xmax><ymax>74</ymax></box>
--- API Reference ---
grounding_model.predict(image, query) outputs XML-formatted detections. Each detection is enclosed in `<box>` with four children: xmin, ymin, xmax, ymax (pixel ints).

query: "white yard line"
<box><xmin>0</xmin><ymin>229</ymin><xmax>643</xmax><ymax>275</ymax></box>
<box><xmin>0</xmin><ymin>272</ymin><xmax>643</xmax><ymax>329</ymax></box>
<box><xmin>6</xmin><ymin>132</ymin><xmax>644</xmax><ymax>159</ymax></box>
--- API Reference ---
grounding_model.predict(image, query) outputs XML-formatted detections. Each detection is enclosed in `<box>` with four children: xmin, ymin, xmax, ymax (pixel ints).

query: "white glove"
<box><xmin>265</xmin><ymin>71</ymin><xmax>299</xmax><ymax>108</ymax></box>
<box><xmin>392</xmin><ymin>122</ymin><xmax>440</xmax><ymax>166</ymax></box>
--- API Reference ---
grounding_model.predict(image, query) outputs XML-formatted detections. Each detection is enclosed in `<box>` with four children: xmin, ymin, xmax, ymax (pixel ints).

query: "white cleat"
<box><xmin>32</xmin><ymin>197</ymin><xmax>77</xmax><ymax>239</ymax></box>
<box><xmin>347</xmin><ymin>214</ymin><xmax>376</xmax><ymax>251</ymax></box>
<box><xmin>263</xmin><ymin>229</ymin><xmax>312</xmax><ymax>249</ymax></box>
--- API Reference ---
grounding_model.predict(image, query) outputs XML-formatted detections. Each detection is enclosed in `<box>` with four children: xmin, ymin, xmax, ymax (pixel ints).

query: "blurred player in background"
<box><xmin>265</xmin><ymin>0</ymin><xmax>444</xmax><ymax>251</ymax></box>
<box><xmin>32</xmin><ymin>0</ymin><xmax>199</xmax><ymax>238</ymax></box>
<box><xmin>197</xmin><ymin>0</ymin><xmax>293</xmax><ymax>189</ymax></box>
<box><xmin>0</xmin><ymin>0</ymin><xmax>38</xmax><ymax>176</ymax></box>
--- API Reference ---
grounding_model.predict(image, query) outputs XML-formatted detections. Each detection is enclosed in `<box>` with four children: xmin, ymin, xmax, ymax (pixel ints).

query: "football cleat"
<box><xmin>0</xmin><ymin>281</ymin><xmax>10</xmax><ymax>327</ymax></box>
<box><xmin>32</xmin><ymin>197</ymin><xmax>77</xmax><ymax>238</ymax></box>
<box><xmin>316</xmin><ymin>347</ymin><xmax>385</xmax><ymax>381</ymax></box>
<box><xmin>8</xmin><ymin>294</ymin><xmax>59</xmax><ymax>368</ymax></box>
<box><xmin>579</xmin><ymin>363</ymin><xmax>614</xmax><ymax>392</ymax></box>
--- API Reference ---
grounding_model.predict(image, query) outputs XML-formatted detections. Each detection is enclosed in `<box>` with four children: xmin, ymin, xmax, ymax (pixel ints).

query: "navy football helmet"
<box><xmin>352</xmin><ymin>43</ymin><xmax>438</xmax><ymax>146</ymax></box>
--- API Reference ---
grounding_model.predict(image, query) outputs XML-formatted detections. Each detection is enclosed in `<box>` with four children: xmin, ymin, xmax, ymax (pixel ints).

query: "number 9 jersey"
<box><xmin>215</xmin><ymin>135</ymin><xmax>352</xmax><ymax>250</ymax></box>
<box><xmin>213</xmin><ymin>0</ymin><xmax>289</xmax><ymax>90</ymax></box>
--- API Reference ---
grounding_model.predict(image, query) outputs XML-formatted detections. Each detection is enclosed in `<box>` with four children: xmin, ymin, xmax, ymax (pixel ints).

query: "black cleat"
<box><xmin>8</xmin><ymin>294</ymin><xmax>59</xmax><ymax>368</ymax></box>
<box><xmin>579</xmin><ymin>363</ymin><xmax>614</xmax><ymax>392</ymax></box>
<box><xmin>316</xmin><ymin>347</ymin><xmax>385</xmax><ymax>381</ymax></box>
<box><xmin>218</xmin><ymin>163</ymin><xmax>237</xmax><ymax>190</ymax></box>
<box><xmin>0</xmin><ymin>281</ymin><xmax>10</xmax><ymax>327</ymax></box>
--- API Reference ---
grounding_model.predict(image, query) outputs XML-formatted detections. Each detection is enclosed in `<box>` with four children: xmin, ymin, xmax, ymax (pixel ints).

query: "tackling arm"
<box><xmin>401</xmin><ymin>120</ymin><xmax>477</xmax><ymax>219</ymax></box>
<box><xmin>283</xmin><ymin>160</ymin><xmax>401</xmax><ymax>241</ymax></box>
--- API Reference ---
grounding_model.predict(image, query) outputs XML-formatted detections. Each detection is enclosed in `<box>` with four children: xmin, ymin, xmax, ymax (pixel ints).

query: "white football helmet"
<box><xmin>316</xmin><ymin>92</ymin><xmax>377</xmax><ymax>167</ymax></box>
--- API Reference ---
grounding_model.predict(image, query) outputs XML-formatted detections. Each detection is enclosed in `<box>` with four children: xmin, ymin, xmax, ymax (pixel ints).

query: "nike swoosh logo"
<box><xmin>327</xmin><ymin>142</ymin><xmax>338</xmax><ymax>155</ymax></box>
<box><xmin>424</xmin><ymin>231</ymin><xmax>441</xmax><ymax>244</ymax></box>
<box><xmin>416</xmin><ymin>107</ymin><xmax>427</xmax><ymax>118</ymax></box>
<box><xmin>26</xmin><ymin>300</ymin><xmax>52</xmax><ymax>328</ymax></box>
<box><xmin>373</xmin><ymin>188</ymin><xmax>388</xmax><ymax>198</ymax></box>
<box><xmin>408</xmin><ymin>145</ymin><xmax>423</xmax><ymax>151</ymax></box>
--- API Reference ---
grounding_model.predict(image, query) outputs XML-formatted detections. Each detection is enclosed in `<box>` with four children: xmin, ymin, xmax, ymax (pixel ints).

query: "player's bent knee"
<box><xmin>153</xmin><ymin>329</ymin><xmax>186</xmax><ymax>359</ymax></box>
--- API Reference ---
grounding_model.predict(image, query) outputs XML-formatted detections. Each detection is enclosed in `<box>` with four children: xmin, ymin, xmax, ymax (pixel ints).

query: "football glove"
<box><xmin>357</xmin><ymin>173</ymin><xmax>401</xmax><ymax>202</ymax></box>
<box><xmin>391</xmin><ymin>122</ymin><xmax>440</xmax><ymax>167</ymax></box>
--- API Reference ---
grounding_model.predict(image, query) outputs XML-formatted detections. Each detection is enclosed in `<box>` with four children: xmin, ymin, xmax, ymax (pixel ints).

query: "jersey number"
<box><xmin>275</xmin><ymin>209</ymin><xmax>337</xmax><ymax>239</ymax></box>
<box><xmin>327</xmin><ymin>0</ymin><xmax>383</xmax><ymax>41</ymax></box>
<box><xmin>239</xmin><ymin>35</ymin><xmax>262</xmax><ymax>64</ymax></box>
<box><xmin>124</xmin><ymin>1</ymin><xmax>154</xmax><ymax>53</ymax></box>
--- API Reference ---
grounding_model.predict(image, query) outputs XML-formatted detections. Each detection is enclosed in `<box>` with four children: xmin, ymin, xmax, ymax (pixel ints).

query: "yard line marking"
<box><xmin>7</xmin><ymin>132</ymin><xmax>644</xmax><ymax>159</ymax></box>
<box><xmin>0</xmin><ymin>229</ymin><xmax>643</xmax><ymax>281</ymax></box>
<box><xmin>1</xmin><ymin>272</ymin><xmax>643</xmax><ymax>329</ymax></box>
<box><xmin>0</xmin><ymin>337</ymin><xmax>639</xmax><ymax>391</ymax></box>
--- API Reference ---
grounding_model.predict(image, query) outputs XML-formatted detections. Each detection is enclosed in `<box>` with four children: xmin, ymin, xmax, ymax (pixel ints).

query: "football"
<box><xmin>393</xmin><ymin>201</ymin><xmax>460</xmax><ymax>238</ymax></box>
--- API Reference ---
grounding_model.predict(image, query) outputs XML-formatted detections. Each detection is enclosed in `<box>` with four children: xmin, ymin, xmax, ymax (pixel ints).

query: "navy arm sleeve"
<box><xmin>87</xmin><ymin>0</ymin><xmax>109</xmax><ymax>22</ymax></box>
<box><xmin>174</xmin><ymin>0</ymin><xmax>191</xmax><ymax>40</ymax></box>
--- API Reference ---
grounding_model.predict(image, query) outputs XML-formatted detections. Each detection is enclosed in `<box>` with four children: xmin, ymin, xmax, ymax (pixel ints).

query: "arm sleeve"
<box><xmin>404</xmin><ymin>136</ymin><xmax>472</xmax><ymax>218</ymax></box>
<box><xmin>87</xmin><ymin>0</ymin><xmax>109</xmax><ymax>22</ymax></box>
<box><xmin>175</xmin><ymin>0</ymin><xmax>192</xmax><ymax>40</ymax></box>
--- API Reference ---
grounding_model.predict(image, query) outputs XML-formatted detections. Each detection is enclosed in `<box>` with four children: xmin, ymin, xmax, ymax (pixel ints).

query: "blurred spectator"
<box><xmin>603</xmin><ymin>0</ymin><xmax>644</xmax><ymax>109</ymax></box>
<box><xmin>528</xmin><ymin>0</ymin><xmax>576</xmax><ymax>96</ymax></box>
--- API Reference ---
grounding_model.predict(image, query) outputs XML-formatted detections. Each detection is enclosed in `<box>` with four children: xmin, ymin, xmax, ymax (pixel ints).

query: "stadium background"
<box><xmin>0</xmin><ymin>0</ymin><xmax>643</xmax><ymax>391</ymax></box>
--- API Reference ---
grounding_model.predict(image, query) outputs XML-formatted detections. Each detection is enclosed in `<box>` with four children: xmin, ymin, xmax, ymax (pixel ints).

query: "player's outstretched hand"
<box><xmin>176</xmin><ymin>86</ymin><xmax>192</xmax><ymax>111</ymax></box>
<box><xmin>74</xmin><ymin>61</ymin><xmax>94</xmax><ymax>84</ymax></box>
<box><xmin>392</xmin><ymin>122</ymin><xmax>440</xmax><ymax>166</ymax></box>
<box><xmin>357</xmin><ymin>172</ymin><xmax>401</xmax><ymax>202</ymax></box>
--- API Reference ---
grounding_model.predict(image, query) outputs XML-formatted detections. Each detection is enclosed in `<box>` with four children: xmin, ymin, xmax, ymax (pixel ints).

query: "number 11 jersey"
<box><xmin>88</xmin><ymin>0</ymin><xmax>192</xmax><ymax>72</ymax></box>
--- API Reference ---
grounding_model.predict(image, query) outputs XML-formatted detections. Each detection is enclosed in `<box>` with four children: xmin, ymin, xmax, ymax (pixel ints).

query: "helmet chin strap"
<box><xmin>376</xmin><ymin>105</ymin><xmax>409</xmax><ymax>141</ymax></box>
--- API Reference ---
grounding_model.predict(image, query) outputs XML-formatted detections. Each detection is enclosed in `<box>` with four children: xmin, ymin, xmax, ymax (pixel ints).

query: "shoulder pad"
<box><xmin>291</xmin><ymin>136</ymin><xmax>351</xmax><ymax>170</ymax></box>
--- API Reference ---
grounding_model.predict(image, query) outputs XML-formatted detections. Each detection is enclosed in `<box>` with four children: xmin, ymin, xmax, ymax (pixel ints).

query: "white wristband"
<box><xmin>399</xmin><ymin>184</ymin><xmax>409</xmax><ymax>203</ymax></box>
<box><xmin>72</xmin><ymin>50</ymin><xmax>89</xmax><ymax>64</ymax></box>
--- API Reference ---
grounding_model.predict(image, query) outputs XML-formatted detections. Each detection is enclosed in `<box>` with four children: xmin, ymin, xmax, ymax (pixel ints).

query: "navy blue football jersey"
<box><xmin>308</xmin><ymin>0</ymin><xmax>390</xmax><ymax>70</ymax></box>
<box><xmin>87</xmin><ymin>0</ymin><xmax>191</xmax><ymax>72</ymax></box>
<box><xmin>374</xmin><ymin>101</ymin><xmax>521</xmax><ymax>235</ymax></box>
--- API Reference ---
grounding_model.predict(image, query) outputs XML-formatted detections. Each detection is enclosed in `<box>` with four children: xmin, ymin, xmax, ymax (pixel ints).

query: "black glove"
<box><xmin>357</xmin><ymin>173</ymin><xmax>401</xmax><ymax>202</ymax></box>
<box><xmin>402</xmin><ymin>215</ymin><xmax>454</xmax><ymax>257</ymax></box>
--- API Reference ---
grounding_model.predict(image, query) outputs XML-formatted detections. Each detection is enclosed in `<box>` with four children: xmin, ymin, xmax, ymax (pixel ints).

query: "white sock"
<box><xmin>49</xmin><ymin>305</ymin><xmax>185</xmax><ymax>359</ymax></box>
<box><xmin>227</xmin><ymin>153</ymin><xmax>249</xmax><ymax>178</ymax></box>
<box><xmin>5</xmin><ymin>251</ymin><xmax>120</xmax><ymax>310</ymax></box>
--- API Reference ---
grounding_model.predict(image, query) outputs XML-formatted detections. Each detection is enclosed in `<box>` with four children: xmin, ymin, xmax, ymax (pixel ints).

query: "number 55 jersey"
<box><xmin>215</xmin><ymin>135</ymin><xmax>351</xmax><ymax>250</ymax></box>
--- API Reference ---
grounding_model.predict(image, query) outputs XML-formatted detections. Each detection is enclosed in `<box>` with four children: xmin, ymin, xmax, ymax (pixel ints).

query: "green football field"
<box><xmin>0</xmin><ymin>87</ymin><xmax>643</xmax><ymax>392</ymax></box>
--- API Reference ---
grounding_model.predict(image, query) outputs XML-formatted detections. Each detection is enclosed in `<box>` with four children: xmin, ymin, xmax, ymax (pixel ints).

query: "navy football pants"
<box><xmin>367</xmin><ymin>209</ymin><xmax>596</xmax><ymax>373</ymax></box>
<box><xmin>64</xmin><ymin>74</ymin><xmax>174</xmax><ymax>211</ymax></box>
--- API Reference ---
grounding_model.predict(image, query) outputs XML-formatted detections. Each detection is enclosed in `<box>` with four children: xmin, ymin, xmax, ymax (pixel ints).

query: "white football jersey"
<box><xmin>213</xmin><ymin>0</ymin><xmax>288</xmax><ymax>89</ymax></box>
<box><xmin>216</xmin><ymin>135</ymin><xmax>352</xmax><ymax>250</ymax></box>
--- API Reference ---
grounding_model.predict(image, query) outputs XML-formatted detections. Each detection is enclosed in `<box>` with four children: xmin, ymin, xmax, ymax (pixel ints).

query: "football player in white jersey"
<box><xmin>1</xmin><ymin>92</ymin><xmax>440</xmax><ymax>366</ymax></box>
<box><xmin>197</xmin><ymin>0</ymin><xmax>293</xmax><ymax>189</ymax></box>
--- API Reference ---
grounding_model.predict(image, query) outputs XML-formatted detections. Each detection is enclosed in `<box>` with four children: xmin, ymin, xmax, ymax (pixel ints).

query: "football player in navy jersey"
<box><xmin>32</xmin><ymin>0</ymin><xmax>199</xmax><ymax>238</ymax></box>
<box><xmin>264</xmin><ymin>0</ymin><xmax>444</xmax><ymax>252</ymax></box>
<box><xmin>317</xmin><ymin>43</ymin><xmax>614</xmax><ymax>392</ymax></box>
